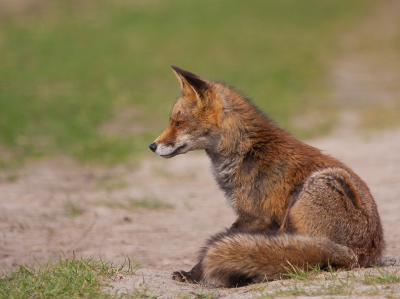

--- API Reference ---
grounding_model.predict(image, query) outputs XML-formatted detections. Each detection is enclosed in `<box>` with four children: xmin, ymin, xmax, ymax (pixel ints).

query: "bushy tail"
<box><xmin>200</xmin><ymin>231</ymin><xmax>358</xmax><ymax>287</ymax></box>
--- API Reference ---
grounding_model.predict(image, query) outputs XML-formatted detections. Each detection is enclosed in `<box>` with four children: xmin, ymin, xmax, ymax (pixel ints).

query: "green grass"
<box><xmin>0</xmin><ymin>254</ymin><xmax>138</xmax><ymax>299</ymax></box>
<box><xmin>184</xmin><ymin>292</ymin><xmax>219</xmax><ymax>299</ymax></box>
<box><xmin>257</xmin><ymin>265</ymin><xmax>400</xmax><ymax>299</ymax></box>
<box><xmin>0</xmin><ymin>0</ymin><xmax>376</xmax><ymax>166</ymax></box>
<box><xmin>96</xmin><ymin>196</ymin><xmax>173</xmax><ymax>212</ymax></box>
<box><xmin>360</xmin><ymin>104</ymin><xmax>400</xmax><ymax>131</ymax></box>
<box><xmin>64</xmin><ymin>199</ymin><xmax>86</xmax><ymax>218</ymax></box>
<box><xmin>361</xmin><ymin>267</ymin><xmax>400</xmax><ymax>285</ymax></box>
<box><xmin>283</xmin><ymin>262</ymin><xmax>325</xmax><ymax>281</ymax></box>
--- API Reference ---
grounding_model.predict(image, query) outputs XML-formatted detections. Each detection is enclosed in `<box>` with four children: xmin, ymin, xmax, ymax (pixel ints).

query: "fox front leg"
<box><xmin>172</xmin><ymin>261</ymin><xmax>203</xmax><ymax>284</ymax></box>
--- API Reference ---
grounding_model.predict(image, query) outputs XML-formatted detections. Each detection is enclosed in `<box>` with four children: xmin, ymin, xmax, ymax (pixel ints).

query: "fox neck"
<box><xmin>204</xmin><ymin>90</ymin><xmax>290</xmax><ymax>209</ymax></box>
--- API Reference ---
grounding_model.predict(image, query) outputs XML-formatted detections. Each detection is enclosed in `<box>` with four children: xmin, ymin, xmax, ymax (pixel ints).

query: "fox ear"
<box><xmin>171</xmin><ymin>65</ymin><xmax>209</xmax><ymax>99</ymax></box>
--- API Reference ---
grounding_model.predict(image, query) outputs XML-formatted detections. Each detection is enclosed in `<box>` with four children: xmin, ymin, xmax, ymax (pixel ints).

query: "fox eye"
<box><xmin>175</xmin><ymin>121</ymin><xmax>184</xmax><ymax>127</ymax></box>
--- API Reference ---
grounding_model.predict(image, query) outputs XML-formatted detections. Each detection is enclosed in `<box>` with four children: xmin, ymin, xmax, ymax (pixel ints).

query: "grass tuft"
<box><xmin>127</xmin><ymin>197</ymin><xmax>174</xmax><ymax>211</ymax></box>
<box><xmin>361</xmin><ymin>267</ymin><xmax>400</xmax><ymax>285</ymax></box>
<box><xmin>283</xmin><ymin>262</ymin><xmax>323</xmax><ymax>281</ymax></box>
<box><xmin>64</xmin><ymin>199</ymin><xmax>85</xmax><ymax>218</ymax></box>
<box><xmin>96</xmin><ymin>196</ymin><xmax>173</xmax><ymax>212</ymax></box>
<box><xmin>0</xmin><ymin>254</ymin><xmax>139</xmax><ymax>299</ymax></box>
<box><xmin>189</xmin><ymin>292</ymin><xmax>219</xmax><ymax>299</ymax></box>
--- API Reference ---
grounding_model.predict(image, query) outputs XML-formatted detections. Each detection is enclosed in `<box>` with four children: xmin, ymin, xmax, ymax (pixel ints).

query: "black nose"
<box><xmin>149</xmin><ymin>142</ymin><xmax>157</xmax><ymax>152</ymax></box>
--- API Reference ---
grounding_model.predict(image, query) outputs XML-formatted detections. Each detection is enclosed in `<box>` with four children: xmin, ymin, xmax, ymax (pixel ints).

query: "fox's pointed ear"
<box><xmin>171</xmin><ymin>66</ymin><xmax>209</xmax><ymax>99</ymax></box>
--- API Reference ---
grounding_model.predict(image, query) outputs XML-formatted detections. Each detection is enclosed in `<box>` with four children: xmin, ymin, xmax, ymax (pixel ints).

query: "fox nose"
<box><xmin>149</xmin><ymin>142</ymin><xmax>157</xmax><ymax>152</ymax></box>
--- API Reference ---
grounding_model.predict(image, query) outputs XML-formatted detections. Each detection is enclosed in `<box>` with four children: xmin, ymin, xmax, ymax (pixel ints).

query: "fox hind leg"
<box><xmin>285</xmin><ymin>167</ymin><xmax>384</xmax><ymax>266</ymax></box>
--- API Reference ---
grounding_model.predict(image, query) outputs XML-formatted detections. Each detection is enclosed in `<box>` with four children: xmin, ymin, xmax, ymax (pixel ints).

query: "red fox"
<box><xmin>149</xmin><ymin>66</ymin><xmax>384</xmax><ymax>287</ymax></box>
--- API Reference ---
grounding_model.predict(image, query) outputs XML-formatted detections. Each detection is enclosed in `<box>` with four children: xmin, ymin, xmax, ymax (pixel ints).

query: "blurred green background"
<box><xmin>1</xmin><ymin>0</ymin><xmax>398</xmax><ymax>167</ymax></box>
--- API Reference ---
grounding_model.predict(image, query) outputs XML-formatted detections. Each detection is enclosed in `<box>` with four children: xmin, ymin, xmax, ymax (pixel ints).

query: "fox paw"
<box><xmin>172</xmin><ymin>270</ymin><xmax>197</xmax><ymax>284</ymax></box>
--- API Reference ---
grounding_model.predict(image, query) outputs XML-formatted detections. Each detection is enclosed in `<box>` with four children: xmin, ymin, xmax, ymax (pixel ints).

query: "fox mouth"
<box><xmin>160</xmin><ymin>144</ymin><xmax>187</xmax><ymax>158</ymax></box>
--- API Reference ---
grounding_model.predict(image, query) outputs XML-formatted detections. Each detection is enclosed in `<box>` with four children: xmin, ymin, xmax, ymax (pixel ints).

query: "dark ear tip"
<box><xmin>171</xmin><ymin>65</ymin><xmax>180</xmax><ymax>72</ymax></box>
<box><xmin>170</xmin><ymin>66</ymin><xmax>202</xmax><ymax>81</ymax></box>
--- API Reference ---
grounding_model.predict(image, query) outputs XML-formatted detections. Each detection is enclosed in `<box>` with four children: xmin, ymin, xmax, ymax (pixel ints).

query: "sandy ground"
<box><xmin>1</xmin><ymin>126</ymin><xmax>400</xmax><ymax>298</ymax></box>
<box><xmin>1</xmin><ymin>127</ymin><xmax>400</xmax><ymax>273</ymax></box>
<box><xmin>110</xmin><ymin>257</ymin><xmax>400</xmax><ymax>299</ymax></box>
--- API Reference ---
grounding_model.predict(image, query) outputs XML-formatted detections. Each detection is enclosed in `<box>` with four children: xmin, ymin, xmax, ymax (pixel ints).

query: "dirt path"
<box><xmin>1</xmin><ymin>127</ymin><xmax>400</xmax><ymax>272</ymax></box>
<box><xmin>1</xmin><ymin>127</ymin><xmax>400</xmax><ymax>297</ymax></box>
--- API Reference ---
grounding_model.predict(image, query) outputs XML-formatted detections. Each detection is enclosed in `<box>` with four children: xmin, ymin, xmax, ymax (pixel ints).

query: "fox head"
<box><xmin>149</xmin><ymin>66</ymin><xmax>223</xmax><ymax>158</ymax></box>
